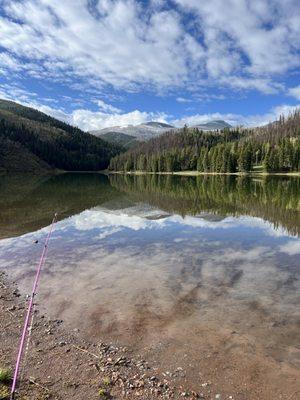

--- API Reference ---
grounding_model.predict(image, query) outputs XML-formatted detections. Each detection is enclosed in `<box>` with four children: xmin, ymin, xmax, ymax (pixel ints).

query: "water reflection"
<box><xmin>0</xmin><ymin>173</ymin><xmax>120</xmax><ymax>239</ymax></box>
<box><xmin>110</xmin><ymin>174</ymin><xmax>300</xmax><ymax>236</ymax></box>
<box><xmin>0</xmin><ymin>173</ymin><xmax>299</xmax><ymax>393</ymax></box>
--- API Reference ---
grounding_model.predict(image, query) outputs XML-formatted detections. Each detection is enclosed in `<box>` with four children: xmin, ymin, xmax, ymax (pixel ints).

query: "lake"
<box><xmin>0</xmin><ymin>173</ymin><xmax>299</xmax><ymax>398</ymax></box>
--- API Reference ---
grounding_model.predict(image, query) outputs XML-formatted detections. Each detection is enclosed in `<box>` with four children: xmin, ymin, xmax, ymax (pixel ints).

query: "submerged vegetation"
<box><xmin>109</xmin><ymin>111</ymin><xmax>300</xmax><ymax>173</ymax></box>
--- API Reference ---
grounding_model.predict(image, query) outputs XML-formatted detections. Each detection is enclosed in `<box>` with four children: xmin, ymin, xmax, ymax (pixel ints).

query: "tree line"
<box><xmin>109</xmin><ymin>111</ymin><xmax>300</xmax><ymax>173</ymax></box>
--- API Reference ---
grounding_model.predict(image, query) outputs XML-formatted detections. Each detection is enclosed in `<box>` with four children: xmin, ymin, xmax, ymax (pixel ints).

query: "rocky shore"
<box><xmin>0</xmin><ymin>271</ymin><xmax>212</xmax><ymax>400</ymax></box>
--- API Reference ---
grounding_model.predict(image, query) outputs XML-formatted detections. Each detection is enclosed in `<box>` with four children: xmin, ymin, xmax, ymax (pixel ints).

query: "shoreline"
<box><xmin>1</xmin><ymin>169</ymin><xmax>300</xmax><ymax>177</ymax></box>
<box><xmin>108</xmin><ymin>170</ymin><xmax>300</xmax><ymax>177</ymax></box>
<box><xmin>0</xmin><ymin>271</ymin><xmax>213</xmax><ymax>399</ymax></box>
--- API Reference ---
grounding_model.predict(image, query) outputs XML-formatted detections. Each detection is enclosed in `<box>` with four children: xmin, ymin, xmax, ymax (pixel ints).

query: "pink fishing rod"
<box><xmin>10</xmin><ymin>213</ymin><xmax>58</xmax><ymax>400</ymax></box>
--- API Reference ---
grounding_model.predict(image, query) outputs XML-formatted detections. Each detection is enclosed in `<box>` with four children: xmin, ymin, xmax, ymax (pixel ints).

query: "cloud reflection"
<box><xmin>0</xmin><ymin>203</ymin><xmax>299</xmax><ymax>371</ymax></box>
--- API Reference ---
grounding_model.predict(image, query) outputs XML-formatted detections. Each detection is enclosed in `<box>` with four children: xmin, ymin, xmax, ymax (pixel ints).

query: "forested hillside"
<box><xmin>0</xmin><ymin>99</ymin><xmax>122</xmax><ymax>173</ymax></box>
<box><xmin>100</xmin><ymin>131</ymin><xmax>139</xmax><ymax>149</ymax></box>
<box><xmin>109</xmin><ymin>111</ymin><xmax>300</xmax><ymax>173</ymax></box>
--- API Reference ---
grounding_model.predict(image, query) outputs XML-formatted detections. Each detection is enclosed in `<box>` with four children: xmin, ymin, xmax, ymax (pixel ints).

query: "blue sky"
<box><xmin>0</xmin><ymin>0</ymin><xmax>300</xmax><ymax>130</ymax></box>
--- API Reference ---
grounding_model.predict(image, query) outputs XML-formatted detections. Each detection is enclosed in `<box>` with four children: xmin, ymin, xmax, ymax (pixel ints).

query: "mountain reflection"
<box><xmin>0</xmin><ymin>173</ymin><xmax>299</xmax><ymax>239</ymax></box>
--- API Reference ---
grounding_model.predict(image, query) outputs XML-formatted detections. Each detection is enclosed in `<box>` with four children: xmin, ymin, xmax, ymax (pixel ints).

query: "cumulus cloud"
<box><xmin>288</xmin><ymin>85</ymin><xmax>300</xmax><ymax>100</ymax></box>
<box><xmin>173</xmin><ymin>103</ymin><xmax>300</xmax><ymax>127</ymax></box>
<box><xmin>0</xmin><ymin>82</ymin><xmax>168</xmax><ymax>130</ymax></box>
<box><xmin>1</xmin><ymin>78</ymin><xmax>299</xmax><ymax>129</ymax></box>
<box><xmin>36</xmin><ymin>100</ymin><xmax>300</xmax><ymax>130</ymax></box>
<box><xmin>0</xmin><ymin>0</ymin><xmax>299</xmax><ymax>94</ymax></box>
<box><xmin>71</xmin><ymin>108</ymin><xmax>169</xmax><ymax>131</ymax></box>
<box><xmin>0</xmin><ymin>0</ymin><xmax>200</xmax><ymax>91</ymax></box>
<box><xmin>176</xmin><ymin>97</ymin><xmax>192</xmax><ymax>103</ymax></box>
<box><xmin>175</xmin><ymin>0</ymin><xmax>300</xmax><ymax>78</ymax></box>
<box><xmin>34</xmin><ymin>103</ymin><xmax>168</xmax><ymax>131</ymax></box>
<box><xmin>95</xmin><ymin>99</ymin><xmax>122</xmax><ymax>114</ymax></box>
<box><xmin>279</xmin><ymin>240</ymin><xmax>300</xmax><ymax>255</ymax></box>
<box><xmin>0</xmin><ymin>1</ymin><xmax>299</xmax><ymax>129</ymax></box>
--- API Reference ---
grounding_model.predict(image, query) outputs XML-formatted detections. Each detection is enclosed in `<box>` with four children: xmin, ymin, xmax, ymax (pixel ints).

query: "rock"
<box><xmin>8</xmin><ymin>305</ymin><xmax>16</xmax><ymax>311</ymax></box>
<box><xmin>59</xmin><ymin>341</ymin><xmax>66</xmax><ymax>346</ymax></box>
<box><xmin>115</xmin><ymin>356</ymin><xmax>127</xmax><ymax>365</ymax></box>
<box><xmin>215</xmin><ymin>395</ymin><xmax>221</xmax><ymax>399</ymax></box>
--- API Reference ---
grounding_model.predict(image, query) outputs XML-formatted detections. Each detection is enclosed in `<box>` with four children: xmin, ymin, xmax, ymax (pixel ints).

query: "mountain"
<box><xmin>99</xmin><ymin>131</ymin><xmax>139</xmax><ymax>150</ymax></box>
<box><xmin>192</xmin><ymin>120</ymin><xmax>232</xmax><ymax>131</ymax></box>
<box><xmin>0</xmin><ymin>99</ymin><xmax>122</xmax><ymax>173</ymax></box>
<box><xmin>90</xmin><ymin>121</ymin><xmax>175</xmax><ymax>142</ymax></box>
<box><xmin>91</xmin><ymin>120</ymin><xmax>232</xmax><ymax>148</ymax></box>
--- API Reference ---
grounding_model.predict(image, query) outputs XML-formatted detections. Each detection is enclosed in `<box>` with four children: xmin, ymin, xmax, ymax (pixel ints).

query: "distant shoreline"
<box><xmin>107</xmin><ymin>170</ymin><xmax>300</xmax><ymax>177</ymax></box>
<box><xmin>1</xmin><ymin>170</ymin><xmax>300</xmax><ymax>177</ymax></box>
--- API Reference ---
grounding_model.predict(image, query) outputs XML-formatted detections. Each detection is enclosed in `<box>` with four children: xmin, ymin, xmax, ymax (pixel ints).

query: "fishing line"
<box><xmin>10</xmin><ymin>213</ymin><xmax>58</xmax><ymax>400</ymax></box>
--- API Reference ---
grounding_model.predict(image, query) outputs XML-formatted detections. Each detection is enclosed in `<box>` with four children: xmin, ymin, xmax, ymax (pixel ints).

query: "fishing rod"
<box><xmin>10</xmin><ymin>213</ymin><xmax>58</xmax><ymax>400</ymax></box>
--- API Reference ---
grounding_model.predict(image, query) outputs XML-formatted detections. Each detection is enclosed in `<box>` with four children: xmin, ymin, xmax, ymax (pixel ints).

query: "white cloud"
<box><xmin>0</xmin><ymin>0</ymin><xmax>298</xmax><ymax>95</ymax></box>
<box><xmin>0</xmin><ymin>82</ymin><xmax>167</xmax><ymax>130</ymax></box>
<box><xmin>0</xmin><ymin>52</ymin><xmax>23</xmax><ymax>73</ymax></box>
<box><xmin>1</xmin><ymin>79</ymin><xmax>299</xmax><ymax>129</ymax></box>
<box><xmin>172</xmin><ymin>103</ymin><xmax>300</xmax><ymax>127</ymax></box>
<box><xmin>288</xmin><ymin>85</ymin><xmax>300</xmax><ymax>100</ymax></box>
<box><xmin>279</xmin><ymin>240</ymin><xmax>300</xmax><ymax>255</ymax></box>
<box><xmin>95</xmin><ymin>99</ymin><xmax>122</xmax><ymax>114</ymax></box>
<box><xmin>30</xmin><ymin>103</ymin><xmax>168</xmax><ymax>131</ymax></box>
<box><xmin>71</xmin><ymin>108</ymin><xmax>169</xmax><ymax>131</ymax></box>
<box><xmin>0</xmin><ymin>0</ymin><xmax>201</xmax><ymax>91</ymax></box>
<box><xmin>176</xmin><ymin>97</ymin><xmax>192</xmax><ymax>103</ymax></box>
<box><xmin>175</xmin><ymin>0</ymin><xmax>300</xmax><ymax>78</ymax></box>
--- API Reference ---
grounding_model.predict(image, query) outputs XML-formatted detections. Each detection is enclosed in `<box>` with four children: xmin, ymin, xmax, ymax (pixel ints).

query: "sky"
<box><xmin>0</xmin><ymin>0</ymin><xmax>300</xmax><ymax>131</ymax></box>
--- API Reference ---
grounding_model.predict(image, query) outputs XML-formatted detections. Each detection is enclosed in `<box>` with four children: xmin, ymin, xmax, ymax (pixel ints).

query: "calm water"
<box><xmin>0</xmin><ymin>173</ymin><xmax>299</xmax><ymax>388</ymax></box>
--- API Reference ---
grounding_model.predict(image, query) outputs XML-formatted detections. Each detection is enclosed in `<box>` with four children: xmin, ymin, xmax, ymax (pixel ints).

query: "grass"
<box><xmin>0</xmin><ymin>385</ymin><xmax>10</xmax><ymax>400</ymax></box>
<box><xmin>0</xmin><ymin>369</ymin><xmax>11</xmax><ymax>384</ymax></box>
<box><xmin>0</xmin><ymin>369</ymin><xmax>11</xmax><ymax>400</ymax></box>
<box><xmin>102</xmin><ymin>377</ymin><xmax>110</xmax><ymax>386</ymax></box>
<box><xmin>253</xmin><ymin>165</ymin><xmax>264</xmax><ymax>172</ymax></box>
<box><xmin>98</xmin><ymin>388</ymin><xmax>108</xmax><ymax>397</ymax></box>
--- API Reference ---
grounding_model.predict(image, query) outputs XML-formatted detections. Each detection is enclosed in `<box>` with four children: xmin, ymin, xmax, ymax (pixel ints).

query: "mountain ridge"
<box><xmin>90</xmin><ymin>121</ymin><xmax>175</xmax><ymax>142</ymax></box>
<box><xmin>0</xmin><ymin>99</ymin><xmax>122</xmax><ymax>173</ymax></box>
<box><xmin>91</xmin><ymin>119</ymin><xmax>231</xmax><ymax>145</ymax></box>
